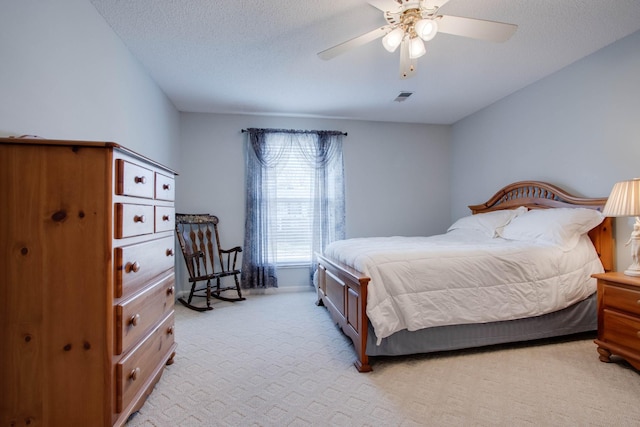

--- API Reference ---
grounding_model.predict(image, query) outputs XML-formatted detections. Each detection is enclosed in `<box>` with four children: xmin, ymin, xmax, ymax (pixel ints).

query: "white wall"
<box><xmin>7</xmin><ymin>0</ymin><xmax>635</xmax><ymax>281</ymax></box>
<box><xmin>451</xmin><ymin>30</ymin><xmax>640</xmax><ymax>271</ymax></box>
<box><xmin>0</xmin><ymin>0</ymin><xmax>180</xmax><ymax>169</ymax></box>
<box><xmin>177</xmin><ymin>113</ymin><xmax>451</xmax><ymax>288</ymax></box>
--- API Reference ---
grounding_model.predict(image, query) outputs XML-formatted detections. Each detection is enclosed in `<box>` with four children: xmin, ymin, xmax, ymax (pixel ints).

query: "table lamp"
<box><xmin>602</xmin><ymin>178</ymin><xmax>640</xmax><ymax>276</ymax></box>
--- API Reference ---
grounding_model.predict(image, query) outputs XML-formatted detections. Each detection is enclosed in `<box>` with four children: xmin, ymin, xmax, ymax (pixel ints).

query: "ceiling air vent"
<box><xmin>394</xmin><ymin>91</ymin><xmax>413</xmax><ymax>102</ymax></box>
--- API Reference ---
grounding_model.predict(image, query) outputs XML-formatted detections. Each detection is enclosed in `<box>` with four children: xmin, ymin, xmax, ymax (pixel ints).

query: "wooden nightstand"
<box><xmin>593</xmin><ymin>272</ymin><xmax>640</xmax><ymax>370</ymax></box>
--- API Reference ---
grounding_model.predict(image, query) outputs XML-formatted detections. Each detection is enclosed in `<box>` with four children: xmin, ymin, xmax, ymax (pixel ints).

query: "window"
<box><xmin>242</xmin><ymin>128</ymin><xmax>346</xmax><ymax>288</ymax></box>
<box><xmin>272</xmin><ymin>152</ymin><xmax>314</xmax><ymax>264</ymax></box>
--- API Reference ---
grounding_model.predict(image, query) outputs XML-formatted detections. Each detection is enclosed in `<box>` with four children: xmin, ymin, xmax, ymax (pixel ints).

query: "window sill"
<box><xmin>277</xmin><ymin>262</ymin><xmax>311</xmax><ymax>268</ymax></box>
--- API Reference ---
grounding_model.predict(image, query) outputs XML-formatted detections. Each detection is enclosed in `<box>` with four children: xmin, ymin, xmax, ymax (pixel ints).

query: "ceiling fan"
<box><xmin>318</xmin><ymin>0</ymin><xmax>517</xmax><ymax>79</ymax></box>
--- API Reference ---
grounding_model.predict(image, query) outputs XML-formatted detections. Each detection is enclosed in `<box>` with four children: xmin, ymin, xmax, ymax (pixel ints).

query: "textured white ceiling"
<box><xmin>89</xmin><ymin>0</ymin><xmax>640</xmax><ymax>124</ymax></box>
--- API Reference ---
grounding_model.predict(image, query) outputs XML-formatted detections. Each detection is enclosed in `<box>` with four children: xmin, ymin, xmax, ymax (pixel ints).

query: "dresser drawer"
<box><xmin>116</xmin><ymin>159</ymin><xmax>154</xmax><ymax>199</ymax></box>
<box><xmin>115</xmin><ymin>236</ymin><xmax>175</xmax><ymax>298</ymax></box>
<box><xmin>115</xmin><ymin>273</ymin><xmax>175</xmax><ymax>355</ymax></box>
<box><xmin>155</xmin><ymin>206</ymin><xmax>175</xmax><ymax>233</ymax></box>
<box><xmin>601</xmin><ymin>309</ymin><xmax>640</xmax><ymax>351</ymax></box>
<box><xmin>115</xmin><ymin>203</ymin><xmax>155</xmax><ymax>238</ymax></box>
<box><xmin>116</xmin><ymin>312</ymin><xmax>175</xmax><ymax>413</ymax></box>
<box><xmin>602</xmin><ymin>283</ymin><xmax>640</xmax><ymax>316</ymax></box>
<box><xmin>155</xmin><ymin>172</ymin><xmax>175</xmax><ymax>201</ymax></box>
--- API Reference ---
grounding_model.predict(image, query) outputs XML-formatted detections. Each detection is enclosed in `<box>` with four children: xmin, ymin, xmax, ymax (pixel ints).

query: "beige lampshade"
<box><xmin>602</xmin><ymin>178</ymin><xmax>640</xmax><ymax>217</ymax></box>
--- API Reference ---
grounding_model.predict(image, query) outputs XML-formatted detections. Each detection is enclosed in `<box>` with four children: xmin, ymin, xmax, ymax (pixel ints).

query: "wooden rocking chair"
<box><xmin>175</xmin><ymin>213</ymin><xmax>245</xmax><ymax>311</ymax></box>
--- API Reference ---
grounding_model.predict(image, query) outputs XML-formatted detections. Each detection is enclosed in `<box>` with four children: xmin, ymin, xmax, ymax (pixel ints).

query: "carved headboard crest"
<box><xmin>468</xmin><ymin>181</ymin><xmax>607</xmax><ymax>214</ymax></box>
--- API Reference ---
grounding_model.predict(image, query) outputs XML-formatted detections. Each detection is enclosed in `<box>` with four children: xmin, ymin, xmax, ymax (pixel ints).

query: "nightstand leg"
<box><xmin>597</xmin><ymin>346</ymin><xmax>612</xmax><ymax>363</ymax></box>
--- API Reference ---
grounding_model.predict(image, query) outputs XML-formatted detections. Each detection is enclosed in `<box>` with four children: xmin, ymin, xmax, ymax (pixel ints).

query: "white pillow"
<box><xmin>447</xmin><ymin>206</ymin><xmax>528</xmax><ymax>238</ymax></box>
<box><xmin>499</xmin><ymin>207</ymin><xmax>604</xmax><ymax>250</ymax></box>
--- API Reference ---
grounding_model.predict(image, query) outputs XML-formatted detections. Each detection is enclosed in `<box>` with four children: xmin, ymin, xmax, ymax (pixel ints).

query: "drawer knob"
<box><xmin>126</xmin><ymin>261</ymin><xmax>141</xmax><ymax>273</ymax></box>
<box><xmin>166</xmin><ymin>248</ymin><xmax>174</xmax><ymax>257</ymax></box>
<box><xmin>163</xmin><ymin>183</ymin><xmax>171</xmax><ymax>190</ymax></box>
<box><xmin>167</xmin><ymin>326</ymin><xmax>174</xmax><ymax>335</ymax></box>
<box><xmin>134</xmin><ymin>215</ymin><xmax>146</xmax><ymax>223</ymax></box>
<box><xmin>129</xmin><ymin>313</ymin><xmax>141</xmax><ymax>327</ymax></box>
<box><xmin>167</xmin><ymin>286</ymin><xmax>175</xmax><ymax>296</ymax></box>
<box><xmin>130</xmin><ymin>367</ymin><xmax>141</xmax><ymax>381</ymax></box>
<box><xmin>162</xmin><ymin>215</ymin><xmax>170</xmax><ymax>221</ymax></box>
<box><xmin>134</xmin><ymin>176</ymin><xmax>147</xmax><ymax>184</ymax></box>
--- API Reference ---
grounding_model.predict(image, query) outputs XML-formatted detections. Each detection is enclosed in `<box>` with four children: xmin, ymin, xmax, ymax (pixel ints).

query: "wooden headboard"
<box><xmin>468</xmin><ymin>181</ymin><xmax>614</xmax><ymax>272</ymax></box>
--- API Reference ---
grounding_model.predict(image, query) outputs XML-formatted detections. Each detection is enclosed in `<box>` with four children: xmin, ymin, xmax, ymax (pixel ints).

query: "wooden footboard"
<box><xmin>316</xmin><ymin>254</ymin><xmax>371</xmax><ymax>372</ymax></box>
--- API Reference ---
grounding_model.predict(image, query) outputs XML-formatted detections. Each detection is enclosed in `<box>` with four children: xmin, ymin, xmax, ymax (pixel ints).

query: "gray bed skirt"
<box><xmin>366</xmin><ymin>292</ymin><xmax>597</xmax><ymax>356</ymax></box>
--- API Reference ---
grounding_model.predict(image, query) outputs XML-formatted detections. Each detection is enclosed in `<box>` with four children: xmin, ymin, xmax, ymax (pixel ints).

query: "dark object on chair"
<box><xmin>175</xmin><ymin>213</ymin><xmax>245</xmax><ymax>311</ymax></box>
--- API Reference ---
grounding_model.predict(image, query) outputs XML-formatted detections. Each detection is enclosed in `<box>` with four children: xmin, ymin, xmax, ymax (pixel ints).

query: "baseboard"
<box><xmin>176</xmin><ymin>285</ymin><xmax>313</xmax><ymax>300</ymax></box>
<box><xmin>243</xmin><ymin>285</ymin><xmax>314</xmax><ymax>295</ymax></box>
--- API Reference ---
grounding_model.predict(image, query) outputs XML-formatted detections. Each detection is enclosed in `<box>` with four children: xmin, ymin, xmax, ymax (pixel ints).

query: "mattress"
<box><xmin>323</xmin><ymin>230</ymin><xmax>604</xmax><ymax>342</ymax></box>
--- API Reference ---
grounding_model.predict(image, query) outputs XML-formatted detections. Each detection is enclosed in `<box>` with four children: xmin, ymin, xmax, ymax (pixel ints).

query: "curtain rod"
<box><xmin>241</xmin><ymin>128</ymin><xmax>347</xmax><ymax>136</ymax></box>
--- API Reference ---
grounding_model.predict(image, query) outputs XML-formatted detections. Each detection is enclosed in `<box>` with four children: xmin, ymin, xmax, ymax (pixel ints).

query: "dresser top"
<box><xmin>1</xmin><ymin>136</ymin><xmax>114</xmax><ymax>146</ymax></box>
<box><xmin>0</xmin><ymin>137</ymin><xmax>177</xmax><ymax>175</ymax></box>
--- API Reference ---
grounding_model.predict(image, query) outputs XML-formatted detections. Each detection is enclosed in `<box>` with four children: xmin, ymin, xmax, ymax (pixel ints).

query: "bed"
<box><xmin>315</xmin><ymin>181</ymin><xmax>614</xmax><ymax>372</ymax></box>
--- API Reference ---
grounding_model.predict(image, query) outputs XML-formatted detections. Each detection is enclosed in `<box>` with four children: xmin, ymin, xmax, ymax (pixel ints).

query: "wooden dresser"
<box><xmin>0</xmin><ymin>138</ymin><xmax>178</xmax><ymax>426</ymax></box>
<box><xmin>593</xmin><ymin>272</ymin><xmax>640</xmax><ymax>371</ymax></box>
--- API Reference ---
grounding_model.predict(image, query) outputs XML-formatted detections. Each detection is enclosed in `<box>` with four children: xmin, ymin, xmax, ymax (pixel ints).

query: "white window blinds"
<box><xmin>268</xmin><ymin>139</ymin><xmax>315</xmax><ymax>264</ymax></box>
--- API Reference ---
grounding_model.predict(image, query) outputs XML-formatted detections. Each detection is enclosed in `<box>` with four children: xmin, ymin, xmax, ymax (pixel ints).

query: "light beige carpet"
<box><xmin>126</xmin><ymin>290</ymin><xmax>640</xmax><ymax>427</ymax></box>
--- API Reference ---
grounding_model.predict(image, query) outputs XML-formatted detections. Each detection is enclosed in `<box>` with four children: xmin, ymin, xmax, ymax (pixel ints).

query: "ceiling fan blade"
<box><xmin>422</xmin><ymin>0</ymin><xmax>451</xmax><ymax>8</ymax></box>
<box><xmin>368</xmin><ymin>0</ymin><xmax>402</xmax><ymax>13</ymax></box>
<box><xmin>318</xmin><ymin>25</ymin><xmax>391</xmax><ymax>60</ymax></box>
<box><xmin>437</xmin><ymin>15</ymin><xmax>517</xmax><ymax>42</ymax></box>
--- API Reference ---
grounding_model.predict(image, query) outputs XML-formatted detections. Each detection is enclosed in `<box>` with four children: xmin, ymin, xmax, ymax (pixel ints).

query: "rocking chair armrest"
<box><xmin>220</xmin><ymin>246</ymin><xmax>242</xmax><ymax>254</ymax></box>
<box><xmin>219</xmin><ymin>246</ymin><xmax>242</xmax><ymax>270</ymax></box>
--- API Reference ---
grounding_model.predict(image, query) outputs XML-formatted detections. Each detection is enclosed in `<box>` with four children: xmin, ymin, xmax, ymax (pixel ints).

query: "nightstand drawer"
<box><xmin>115</xmin><ymin>273</ymin><xmax>175</xmax><ymax>355</ymax></box>
<box><xmin>602</xmin><ymin>283</ymin><xmax>640</xmax><ymax>316</ymax></box>
<box><xmin>601</xmin><ymin>309</ymin><xmax>640</xmax><ymax>351</ymax></box>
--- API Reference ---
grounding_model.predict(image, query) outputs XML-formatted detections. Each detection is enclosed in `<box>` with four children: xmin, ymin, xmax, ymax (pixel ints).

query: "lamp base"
<box><xmin>623</xmin><ymin>218</ymin><xmax>640</xmax><ymax>277</ymax></box>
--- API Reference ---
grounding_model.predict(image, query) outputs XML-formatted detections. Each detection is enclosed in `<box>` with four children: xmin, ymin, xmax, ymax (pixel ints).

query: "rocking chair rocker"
<box><xmin>175</xmin><ymin>213</ymin><xmax>245</xmax><ymax>311</ymax></box>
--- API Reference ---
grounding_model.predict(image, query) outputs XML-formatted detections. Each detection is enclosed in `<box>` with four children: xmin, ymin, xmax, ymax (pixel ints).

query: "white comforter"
<box><xmin>323</xmin><ymin>230</ymin><xmax>604</xmax><ymax>343</ymax></box>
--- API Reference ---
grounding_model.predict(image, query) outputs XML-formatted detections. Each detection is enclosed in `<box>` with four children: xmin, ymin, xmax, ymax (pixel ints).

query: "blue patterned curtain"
<box><xmin>241</xmin><ymin>128</ymin><xmax>346</xmax><ymax>289</ymax></box>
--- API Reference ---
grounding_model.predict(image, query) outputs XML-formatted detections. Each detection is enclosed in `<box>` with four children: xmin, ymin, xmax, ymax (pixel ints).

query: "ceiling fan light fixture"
<box><xmin>408</xmin><ymin>36</ymin><xmax>426</xmax><ymax>59</ymax></box>
<box><xmin>415</xmin><ymin>18</ymin><xmax>438</xmax><ymax>41</ymax></box>
<box><xmin>382</xmin><ymin>27</ymin><xmax>404</xmax><ymax>52</ymax></box>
